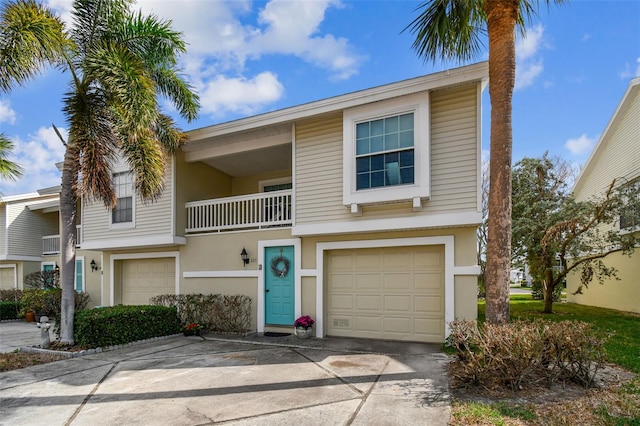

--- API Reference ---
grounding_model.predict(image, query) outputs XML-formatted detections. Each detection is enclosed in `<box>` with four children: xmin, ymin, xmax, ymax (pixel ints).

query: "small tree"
<box><xmin>512</xmin><ymin>154</ymin><xmax>637</xmax><ymax>313</ymax></box>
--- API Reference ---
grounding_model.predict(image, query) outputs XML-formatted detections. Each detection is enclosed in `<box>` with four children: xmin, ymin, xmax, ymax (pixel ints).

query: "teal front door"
<box><xmin>265</xmin><ymin>246</ymin><xmax>294</xmax><ymax>325</ymax></box>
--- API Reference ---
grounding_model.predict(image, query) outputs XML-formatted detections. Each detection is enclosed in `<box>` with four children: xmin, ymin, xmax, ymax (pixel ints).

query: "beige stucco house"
<box><xmin>73</xmin><ymin>62</ymin><xmax>487</xmax><ymax>342</ymax></box>
<box><xmin>566</xmin><ymin>77</ymin><xmax>640</xmax><ymax>314</ymax></box>
<box><xmin>0</xmin><ymin>188</ymin><xmax>102</xmax><ymax>301</ymax></box>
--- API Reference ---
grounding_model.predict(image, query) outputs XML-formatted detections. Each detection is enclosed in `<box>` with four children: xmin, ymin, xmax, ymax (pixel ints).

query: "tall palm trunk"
<box><xmin>59</xmin><ymin>148</ymin><xmax>77</xmax><ymax>344</ymax></box>
<box><xmin>483</xmin><ymin>0</ymin><xmax>518</xmax><ymax>324</ymax></box>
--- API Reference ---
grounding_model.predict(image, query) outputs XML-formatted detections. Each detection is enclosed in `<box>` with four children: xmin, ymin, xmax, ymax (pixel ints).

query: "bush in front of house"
<box><xmin>150</xmin><ymin>293</ymin><xmax>252</xmax><ymax>334</ymax></box>
<box><xmin>0</xmin><ymin>301</ymin><xmax>21</xmax><ymax>320</ymax></box>
<box><xmin>530</xmin><ymin>280</ymin><xmax>563</xmax><ymax>301</ymax></box>
<box><xmin>447</xmin><ymin>319</ymin><xmax>611</xmax><ymax>391</ymax></box>
<box><xmin>0</xmin><ymin>289</ymin><xmax>23</xmax><ymax>302</ymax></box>
<box><xmin>74</xmin><ymin>305</ymin><xmax>181</xmax><ymax>348</ymax></box>
<box><xmin>20</xmin><ymin>289</ymin><xmax>90</xmax><ymax>317</ymax></box>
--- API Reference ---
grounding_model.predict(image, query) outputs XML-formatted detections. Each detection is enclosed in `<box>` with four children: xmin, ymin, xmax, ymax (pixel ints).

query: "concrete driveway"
<box><xmin>0</xmin><ymin>322</ymin><xmax>450</xmax><ymax>425</ymax></box>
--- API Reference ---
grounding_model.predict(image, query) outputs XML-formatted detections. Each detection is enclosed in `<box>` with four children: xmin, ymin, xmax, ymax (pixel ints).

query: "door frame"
<box><xmin>257</xmin><ymin>238</ymin><xmax>301</xmax><ymax>332</ymax></box>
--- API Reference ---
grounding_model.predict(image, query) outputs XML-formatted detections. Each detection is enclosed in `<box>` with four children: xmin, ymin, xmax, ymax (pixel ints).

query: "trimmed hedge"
<box><xmin>150</xmin><ymin>293</ymin><xmax>252</xmax><ymax>334</ymax></box>
<box><xmin>0</xmin><ymin>301</ymin><xmax>21</xmax><ymax>320</ymax></box>
<box><xmin>74</xmin><ymin>305</ymin><xmax>181</xmax><ymax>348</ymax></box>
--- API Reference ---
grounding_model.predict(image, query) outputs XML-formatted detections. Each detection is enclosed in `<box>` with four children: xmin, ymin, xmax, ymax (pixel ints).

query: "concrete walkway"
<box><xmin>0</xmin><ymin>321</ymin><xmax>451</xmax><ymax>425</ymax></box>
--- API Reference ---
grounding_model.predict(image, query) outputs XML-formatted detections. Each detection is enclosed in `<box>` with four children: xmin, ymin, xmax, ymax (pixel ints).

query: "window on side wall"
<box><xmin>620</xmin><ymin>179</ymin><xmax>640</xmax><ymax>233</ymax></box>
<box><xmin>112</xmin><ymin>171</ymin><xmax>133</xmax><ymax>225</ymax></box>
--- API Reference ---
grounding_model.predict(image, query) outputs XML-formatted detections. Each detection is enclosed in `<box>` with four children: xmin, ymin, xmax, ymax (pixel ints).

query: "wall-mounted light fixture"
<box><xmin>240</xmin><ymin>248</ymin><xmax>250</xmax><ymax>266</ymax></box>
<box><xmin>90</xmin><ymin>259</ymin><xmax>99</xmax><ymax>272</ymax></box>
<box><xmin>54</xmin><ymin>264</ymin><xmax>60</xmax><ymax>273</ymax></box>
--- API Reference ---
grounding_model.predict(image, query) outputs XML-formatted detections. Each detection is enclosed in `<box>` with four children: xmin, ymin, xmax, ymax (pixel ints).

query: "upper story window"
<box><xmin>356</xmin><ymin>113</ymin><xmax>414</xmax><ymax>190</ymax></box>
<box><xmin>343</xmin><ymin>92</ymin><xmax>430</xmax><ymax>209</ymax></box>
<box><xmin>112</xmin><ymin>171</ymin><xmax>133</xmax><ymax>224</ymax></box>
<box><xmin>620</xmin><ymin>179</ymin><xmax>640</xmax><ymax>232</ymax></box>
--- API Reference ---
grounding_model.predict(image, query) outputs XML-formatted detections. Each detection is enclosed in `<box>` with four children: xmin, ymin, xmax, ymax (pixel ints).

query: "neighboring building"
<box><xmin>566</xmin><ymin>77</ymin><xmax>640</xmax><ymax>314</ymax></box>
<box><xmin>0</xmin><ymin>188</ymin><xmax>101</xmax><ymax>305</ymax></box>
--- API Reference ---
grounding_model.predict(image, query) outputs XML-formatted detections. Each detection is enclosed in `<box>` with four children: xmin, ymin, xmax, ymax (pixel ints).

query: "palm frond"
<box><xmin>404</xmin><ymin>0</ymin><xmax>486</xmax><ymax>63</ymax></box>
<box><xmin>0</xmin><ymin>0</ymin><xmax>67</xmax><ymax>91</ymax></box>
<box><xmin>0</xmin><ymin>134</ymin><xmax>23</xmax><ymax>181</ymax></box>
<box><xmin>152</xmin><ymin>68</ymin><xmax>199</xmax><ymax>122</ymax></box>
<box><xmin>120</xmin><ymin>129</ymin><xmax>166</xmax><ymax>202</ymax></box>
<box><xmin>153</xmin><ymin>113</ymin><xmax>186</xmax><ymax>154</ymax></box>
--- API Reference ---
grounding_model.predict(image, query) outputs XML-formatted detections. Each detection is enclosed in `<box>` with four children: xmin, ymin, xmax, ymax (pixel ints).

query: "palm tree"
<box><xmin>0</xmin><ymin>134</ymin><xmax>23</xmax><ymax>181</ymax></box>
<box><xmin>0</xmin><ymin>0</ymin><xmax>199</xmax><ymax>343</ymax></box>
<box><xmin>406</xmin><ymin>0</ymin><xmax>564</xmax><ymax>324</ymax></box>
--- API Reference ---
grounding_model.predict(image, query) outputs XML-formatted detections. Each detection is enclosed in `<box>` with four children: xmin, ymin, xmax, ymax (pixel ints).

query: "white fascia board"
<box><xmin>292</xmin><ymin>211</ymin><xmax>482</xmax><ymax>236</ymax></box>
<box><xmin>185</xmin><ymin>62</ymin><xmax>489</xmax><ymax>143</ymax></box>
<box><xmin>81</xmin><ymin>235</ymin><xmax>186</xmax><ymax>251</ymax></box>
<box><xmin>0</xmin><ymin>192</ymin><xmax>42</xmax><ymax>203</ymax></box>
<box><xmin>0</xmin><ymin>255</ymin><xmax>43</xmax><ymax>261</ymax></box>
<box><xmin>27</xmin><ymin>199</ymin><xmax>60</xmax><ymax>211</ymax></box>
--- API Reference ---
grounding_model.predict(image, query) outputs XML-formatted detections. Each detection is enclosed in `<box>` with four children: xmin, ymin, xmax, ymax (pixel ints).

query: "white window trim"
<box><xmin>110</xmin><ymin>169</ymin><xmax>136</xmax><ymax>230</ymax></box>
<box><xmin>343</xmin><ymin>92</ymin><xmax>430</xmax><ymax>209</ymax></box>
<box><xmin>41</xmin><ymin>261</ymin><xmax>56</xmax><ymax>271</ymax></box>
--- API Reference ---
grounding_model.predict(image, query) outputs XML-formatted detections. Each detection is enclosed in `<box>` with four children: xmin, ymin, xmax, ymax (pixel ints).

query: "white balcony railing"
<box><xmin>42</xmin><ymin>225</ymin><xmax>83</xmax><ymax>255</ymax></box>
<box><xmin>186</xmin><ymin>190</ymin><xmax>292</xmax><ymax>233</ymax></box>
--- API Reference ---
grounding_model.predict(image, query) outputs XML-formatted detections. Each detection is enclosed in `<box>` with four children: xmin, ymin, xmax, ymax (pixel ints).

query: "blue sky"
<box><xmin>0</xmin><ymin>0</ymin><xmax>638</xmax><ymax>195</ymax></box>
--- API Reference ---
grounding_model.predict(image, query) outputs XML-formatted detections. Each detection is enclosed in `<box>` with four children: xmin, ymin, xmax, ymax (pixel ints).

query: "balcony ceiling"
<box><xmin>204</xmin><ymin>143</ymin><xmax>292</xmax><ymax>177</ymax></box>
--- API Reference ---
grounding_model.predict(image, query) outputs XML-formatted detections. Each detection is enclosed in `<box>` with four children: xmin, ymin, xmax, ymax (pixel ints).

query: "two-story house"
<box><xmin>77</xmin><ymin>62</ymin><xmax>487</xmax><ymax>342</ymax></box>
<box><xmin>566</xmin><ymin>77</ymin><xmax>640</xmax><ymax>314</ymax></box>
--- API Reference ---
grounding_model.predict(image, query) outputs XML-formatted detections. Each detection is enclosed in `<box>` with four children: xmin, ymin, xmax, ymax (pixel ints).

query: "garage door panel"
<box><xmin>355</xmin><ymin>294</ymin><xmax>382</xmax><ymax>310</ymax></box>
<box><xmin>355</xmin><ymin>274</ymin><xmax>381</xmax><ymax>289</ymax></box>
<box><xmin>384</xmin><ymin>295</ymin><xmax>412</xmax><ymax>312</ymax></box>
<box><xmin>383</xmin><ymin>273</ymin><xmax>412</xmax><ymax>290</ymax></box>
<box><xmin>329</xmin><ymin>294</ymin><xmax>353</xmax><ymax>310</ymax></box>
<box><xmin>329</xmin><ymin>274</ymin><xmax>354</xmax><ymax>289</ymax></box>
<box><xmin>415</xmin><ymin>295</ymin><xmax>443</xmax><ymax>313</ymax></box>
<box><xmin>327</xmin><ymin>246</ymin><xmax>445</xmax><ymax>343</ymax></box>
<box><xmin>414</xmin><ymin>273</ymin><xmax>443</xmax><ymax>290</ymax></box>
<box><xmin>355</xmin><ymin>315</ymin><xmax>382</xmax><ymax>332</ymax></box>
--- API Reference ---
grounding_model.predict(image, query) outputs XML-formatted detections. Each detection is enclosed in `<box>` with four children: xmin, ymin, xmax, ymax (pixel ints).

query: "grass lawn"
<box><xmin>451</xmin><ymin>295</ymin><xmax>640</xmax><ymax>425</ymax></box>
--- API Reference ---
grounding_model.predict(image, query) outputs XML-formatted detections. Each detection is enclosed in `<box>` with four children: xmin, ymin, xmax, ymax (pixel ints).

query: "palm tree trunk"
<box><xmin>483</xmin><ymin>0</ymin><xmax>518</xmax><ymax>325</ymax></box>
<box><xmin>59</xmin><ymin>148</ymin><xmax>77</xmax><ymax>344</ymax></box>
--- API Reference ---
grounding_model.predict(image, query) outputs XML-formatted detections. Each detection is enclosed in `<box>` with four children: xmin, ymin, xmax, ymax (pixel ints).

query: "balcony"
<box><xmin>42</xmin><ymin>225</ymin><xmax>83</xmax><ymax>255</ymax></box>
<box><xmin>186</xmin><ymin>190</ymin><xmax>292</xmax><ymax>233</ymax></box>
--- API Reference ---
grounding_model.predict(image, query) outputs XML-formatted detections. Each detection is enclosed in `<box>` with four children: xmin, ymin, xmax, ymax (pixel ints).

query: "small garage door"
<box><xmin>327</xmin><ymin>246</ymin><xmax>444</xmax><ymax>343</ymax></box>
<box><xmin>0</xmin><ymin>266</ymin><xmax>15</xmax><ymax>290</ymax></box>
<box><xmin>121</xmin><ymin>258</ymin><xmax>175</xmax><ymax>305</ymax></box>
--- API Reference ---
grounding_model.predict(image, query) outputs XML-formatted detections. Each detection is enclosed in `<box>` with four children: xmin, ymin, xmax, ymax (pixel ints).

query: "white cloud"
<box><xmin>199</xmin><ymin>72</ymin><xmax>285</xmax><ymax>116</ymax></box>
<box><xmin>565</xmin><ymin>133</ymin><xmax>597</xmax><ymax>156</ymax></box>
<box><xmin>48</xmin><ymin>0</ymin><xmax>364</xmax><ymax>118</ymax></box>
<box><xmin>515</xmin><ymin>25</ymin><xmax>546</xmax><ymax>90</ymax></box>
<box><xmin>619</xmin><ymin>57</ymin><xmax>640</xmax><ymax>79</ymax></box>
<box><xmin>3</xmin><ymin>127</ymin><xmax>66</xmax><ymax>194</ymax></box>
<box><xmin>0</xmin><ymin>100</ymin><xmax>16</xmax><ymax>125</ymax></box>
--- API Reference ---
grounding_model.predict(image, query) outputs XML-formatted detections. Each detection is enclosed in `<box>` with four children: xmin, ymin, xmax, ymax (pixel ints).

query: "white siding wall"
<box><xmin>574</xmin><ymin>91</ymin><xmax>640</xmax><ymax>201</ymax></box>
<box><xmin>6</xmin><ymin>200</ymin><xmax>59</xmax><ymax>256</ymax></box>
<box><xmin>294</xmin><ymin>83</ymin><xmax>479</xmax><ymax>225</ymax></box>
<box><xmin>82</xmin><ymin>158</ymin><xmax>174</xmax><ymax>242</ymax></box>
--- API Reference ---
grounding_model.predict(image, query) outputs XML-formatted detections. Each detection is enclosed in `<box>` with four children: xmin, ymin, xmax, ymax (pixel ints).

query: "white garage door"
<box><xmin>327</xmin><ymin>245</ymin><xmax>444</xmax><ymax>343</ymax></box>
<box><xmin>121</xmin><ymin>258</ymin><xmax>175</xmax><ymax>305</ymax></box>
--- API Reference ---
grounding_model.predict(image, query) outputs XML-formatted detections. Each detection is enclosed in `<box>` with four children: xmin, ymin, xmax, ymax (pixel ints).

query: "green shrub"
<box><xmin>74</xmin><ymin>305</ymin><xmax>181</xmax><ymax>348</ymax></box>
<box><xmin>448</xmin><ymin>319</ymin><xmax>610</xmax><ymax>391</ymax></box>
<box><xmin>0</xmin><ymin>289</ymin><xmax>22</xmax><ymax>302</ymax></box>
<box><xmin>150</xmin><ymin>293</ymin><xmax>252</xmax><ymax>333</ymax></box>
<box><xmin>24</xmin><ymin>270</ymin><xmax>59</xmax><ymax>289</ymax></box>
<box><xmin>531</xmin><ymin>280</ymin><xmax>562</xmax><ymax>301</ymax></box>
<box><xmin>0</xmin><ymin>301</ymin><xmax>21</xmax><ymax>320</ymax></box>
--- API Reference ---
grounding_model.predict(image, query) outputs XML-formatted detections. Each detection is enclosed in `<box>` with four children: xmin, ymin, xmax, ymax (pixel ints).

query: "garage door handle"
<box><xmin>265</xmin><ymin>289</ymin><xmax>269</xmax><ymax>292</ymax></box>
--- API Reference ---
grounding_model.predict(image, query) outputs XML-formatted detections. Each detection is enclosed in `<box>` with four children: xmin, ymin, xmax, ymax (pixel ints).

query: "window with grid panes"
<box><xmin>112</xmin><ymin>172</ymin><xmax>133</xmax><ymax>224</ymax></box>
<box><xmin>355</xmin><ymin>112</ymin><xmax>414</xmax><ymax>190</ymax></box>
